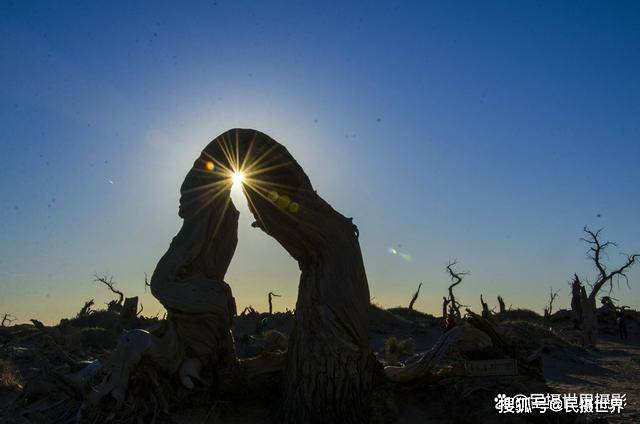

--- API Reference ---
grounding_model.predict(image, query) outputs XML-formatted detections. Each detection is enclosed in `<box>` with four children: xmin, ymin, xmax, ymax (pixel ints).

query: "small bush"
<box><xmin>0</xmin><ymin>359</ymin><xmax>22</xmax><ymax>393</ymax></box>
<box><xmin>383</xmin><ymin>336</ymin><xmax>415</xmax><ymax>364</ymax></box>
<box><xmin>500</xmin><ymin>308</ymin><xmax>543</xmax><ymax>322</ymax></box>
<box><xmin>500</xmin><ymin>320</ymin><xmax>586</xmax><ymax>357</ymax></box>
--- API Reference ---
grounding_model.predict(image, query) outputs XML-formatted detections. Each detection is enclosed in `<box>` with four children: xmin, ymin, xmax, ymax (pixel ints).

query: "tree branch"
<box><xmin>93</xmin><ymin>273</ymin><xmax>124</xmax><ymax>306</ymax></box>
<box><xmin>1</xmin><ymin>313</ymin><xmax>16</xmax><ymax>327</ymax></box>
<box><xmin>581</xmin><ymin>227</ymin><xmax>639</xmax><ymax>302</ymax></box>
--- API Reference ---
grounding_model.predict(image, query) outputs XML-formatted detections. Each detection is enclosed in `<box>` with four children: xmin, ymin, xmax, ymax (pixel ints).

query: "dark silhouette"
<box><xmin>570</xmin><ymin>227</ymin><xmax>639</xmax><ymax>347</ymax></box>
<box><xmin>408</xmin><ymin>283</ymin><xmax>422</xmax><ymax>310</ymax></box>
<box><xmin>544</xmin><ymin>287</ymin><xmax>560</xmax><ymax>319</ymax></box>
<box><xmin>268</xmin><ymin>291</ymin><xmax>281</xmax><ymax>315</ymax></box>
<box><xmin>480</xmin><ymin>294</ymin><xmax>492</xmax><ymax>319</ymax></box>
<box><xmin>617</xmin><ymin>308</ymin><xmax>628</xmax><ymax>340</ymax></box>
<box><xmin>445</xmin><ymin>260</ymin><xmax>468</xmax><ymax>319</ymax></box>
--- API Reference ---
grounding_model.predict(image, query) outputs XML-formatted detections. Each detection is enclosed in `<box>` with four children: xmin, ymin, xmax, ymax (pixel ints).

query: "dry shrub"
<box><xmin>500</xmin><ymin>308</ymin><xmax>543</xmax><ymax>322</ymax></box>
<box><xmin>500</xmin><ymin>320</ymin><xmax>586</xmax><ymax>358</ymax></box>
<box><xmin>0</xmin><ymin>358</ymin><xmax>22</xmax><ymax>392</ymax></box>
<box><xmin>383</xmin><ymin>336</ymin><xmax>415</xmax><ymax>364</ymax></box>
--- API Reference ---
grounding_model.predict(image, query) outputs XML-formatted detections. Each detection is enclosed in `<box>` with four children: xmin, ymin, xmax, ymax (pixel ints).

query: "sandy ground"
<box><xmin>3</xmin><ymin>310</ymin><xmax>639</xmax><ymax>423</ymax></box>
<box><xmin>544</xmin><ymin>329</ymin><xmax>640</xmax><ymax>423</ymax></box>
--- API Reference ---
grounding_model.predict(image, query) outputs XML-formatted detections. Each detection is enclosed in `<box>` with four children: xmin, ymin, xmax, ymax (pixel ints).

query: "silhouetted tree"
<box><xmin>408</xmin><ymin>283</ymin><xmax>422</xmax><ymax>310</ymax></box>
<box><xmin>544</xmin><ymin>287</ymin><xmax>560</xmax><ymax>319</ymax></box>
<box><xmin>268</xmin><ymin>291</ymin><xmax>281</xmax><ymax>315</ymax></box>
<box><xmin>1</xmin><ymin>313</ymin><xmax>16</xmax><ymax>327</ymax></box>
<box><xmin>570</xmin><ymin>227</ymin><xmax>639</xmax><ymax>348</ymax></box>
<box><xmin>445</xmin><ymin>260</ymin><xmax>468</xmax><ymax>319</ymax></box>
<box><xmin>93</xmin><ymin>273</ymin><xmax>124</xmax><ymax>311</ymax></box>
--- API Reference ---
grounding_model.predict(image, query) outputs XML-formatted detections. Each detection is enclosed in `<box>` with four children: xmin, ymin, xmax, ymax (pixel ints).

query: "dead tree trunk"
<box><xmin>268</xmin><ymin>291</ymin><xmax>281</xmax><ymax>315</ymax></box>
<box><xmin>236</xmin><ymin>129</ymin><xmax>375</xmax><ymax>424</ymax></box>
<box><xmin>497</xmin><ymin>295</ymin><xmax>506</xmax><ymax>317</ymax></box>
<box><xmin>408</xmin><ymin>283</ymin><xmax>422</xmax><ymax>311</ymax></box>
<box><xmin>93</xmin><ymin>136</ymin><xmax>241</xmax><ymax>404</ymax></box>
<box><xmin>445</xmin><ymin>260</ymin><xmax>467</xmax><ymax>319</ymax></box>
<box><xmin>480</xmin><ymin>294</ymin><xmax>491</xmax><ymax>319</ymax></box>
<box><xmin>570</xmin><ymin>274</ymin><xmax>583</xmax><ymax>329</ymax></box>
<box><xmin>544</xmin><ymin>287</ymin><xmax>560</xmax><ymax>319</ymax></box>
<box><xmin>579</xmin><ymin>285</ymin><xmax>597</xmax><ymax>348</ymax></box>
<box><xmin>441</xmin><ymin>297</ymin><xmax>450</xmax><ymax>323</ymax></box>
<box><xmin>574</xmin><ymin>227</ymin><xmax>638</xmax><ymax>348</ymax></box>
<box><xmin>116</xmin><ymin>297</ymin><xmax>139</xmax><ymax>330</ymax></box>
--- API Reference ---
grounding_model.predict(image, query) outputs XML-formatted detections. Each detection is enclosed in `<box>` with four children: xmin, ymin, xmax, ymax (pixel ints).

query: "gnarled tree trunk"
<box><xmin>570</xmin><ymin>275</ymin><xmax>583</xmax><ymax>329</ymax></box>
<box><xmin>230</xmin><ymin>129</ymin><xmax>375</xmax><ymax>423</ymax></box>
<box><xmin>92</xmin><ymin>136</ymin><xmax>240</xmax><ymax>404</ymax></box>
<box><xmin>580</xmin><ymin>286</ymin><xmax>597</xmax><ymax>348</ymax></box>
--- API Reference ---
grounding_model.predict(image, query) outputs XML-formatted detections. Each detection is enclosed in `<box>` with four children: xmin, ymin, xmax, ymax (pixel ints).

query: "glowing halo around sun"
<box><xmin>231</xmin><ymin>170</ymin><xmax>245</xmax><ymax>190</ymax></box>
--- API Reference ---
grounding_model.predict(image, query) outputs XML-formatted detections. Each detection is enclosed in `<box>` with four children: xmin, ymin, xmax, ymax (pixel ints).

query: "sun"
<box><xmin>231</xmin><ymin>170</ymin><xmax>245</xmax><ymax>189</ymax></box>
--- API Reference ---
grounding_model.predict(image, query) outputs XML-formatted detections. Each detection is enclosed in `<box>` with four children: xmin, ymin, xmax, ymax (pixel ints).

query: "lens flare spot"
<box><xmin>205</xmin><ymin>161</ymin><xmax>215</xmax><ymax>171</ymax></box>
<box><xmin>288</xmin><ymin>202</ymin><xmax>299</xmax><ymax>213</ymax></box>
<box><xmin>276</xmin><ymin>195</ymin><xmax>291</xmax><ymax>209</ymax></box>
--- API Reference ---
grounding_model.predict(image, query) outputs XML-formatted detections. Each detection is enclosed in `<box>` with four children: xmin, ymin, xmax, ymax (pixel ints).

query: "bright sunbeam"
<box><xmin>231</xmin><ymin>171</ymin><xmax>245</xmax><ymax>190</ymax></box>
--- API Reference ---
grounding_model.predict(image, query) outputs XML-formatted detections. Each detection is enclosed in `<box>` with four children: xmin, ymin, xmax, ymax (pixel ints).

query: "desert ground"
<box><xmin>1</xmin><ymin>299</ymin><xmax>638</xmax><ymax>423</ymax></box>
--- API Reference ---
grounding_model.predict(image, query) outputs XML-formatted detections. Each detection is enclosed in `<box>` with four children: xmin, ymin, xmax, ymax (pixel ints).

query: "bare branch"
<box><xmin>143</xmin><ymin>272</ymin><xmax>150</xmax><ymax>293</ymax></box>
<box><xmin>581</xmin><ymin>227</ymin><xmax>639</xmax><ymax>302</ymax></box>
<box><xmin>445</xmin><ymin>260</ymin><xmax>468</xmax><ymax>319</ymax></box>
<box><xmin>446</xmin><ymin>260</ymin><xmax>469</xmax><ymax>288</ymax></box>
<box><xmin>1</xmin><ymin>313</ymin><xmax>17</xmax><ymax>327</ymax></box>
<box><xmin>93</xmin><ymin>273</ymin><xmax>124</xmax><ymax>306</ymax></box>
<box><xmin>545</xmin><ymin>286</ymin><xmax>560</xmax><ymax>317</ymax></box>
<box><xmin>268</xmin><ymin>292</ymin><xmax>281</xmax><ymax>315</ymax></box>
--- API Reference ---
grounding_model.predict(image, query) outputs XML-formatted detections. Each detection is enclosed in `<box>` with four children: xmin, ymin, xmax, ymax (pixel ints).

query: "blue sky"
<box><xmin>1</xmin><ymin>1</ymin><xmax>639</xmax><ymax>323</ymax></box>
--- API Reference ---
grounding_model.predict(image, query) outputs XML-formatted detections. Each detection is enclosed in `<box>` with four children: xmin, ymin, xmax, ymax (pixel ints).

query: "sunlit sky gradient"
<box><xmin>1</xmin><ymin>1</ymin><xmax>639</xmax><ymax>324</ymax></box>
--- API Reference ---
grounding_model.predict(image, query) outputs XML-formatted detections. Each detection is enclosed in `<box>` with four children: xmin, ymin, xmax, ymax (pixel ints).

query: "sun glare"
<box><xmin>231</xmin><ymin>171</ymin><xmax>245</xmax><ymax>189</ymax></box>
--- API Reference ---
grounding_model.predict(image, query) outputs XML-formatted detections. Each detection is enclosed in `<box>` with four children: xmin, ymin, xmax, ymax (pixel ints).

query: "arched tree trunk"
<box><xmin>228</xmin><ymin>129</ymin><xmax>375</xmax><ymax>423</ymax></box>
<box><xmin>94</xmin><ymin>129</ymin><xmax>375</xmax><ymax>419</ymax></box>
